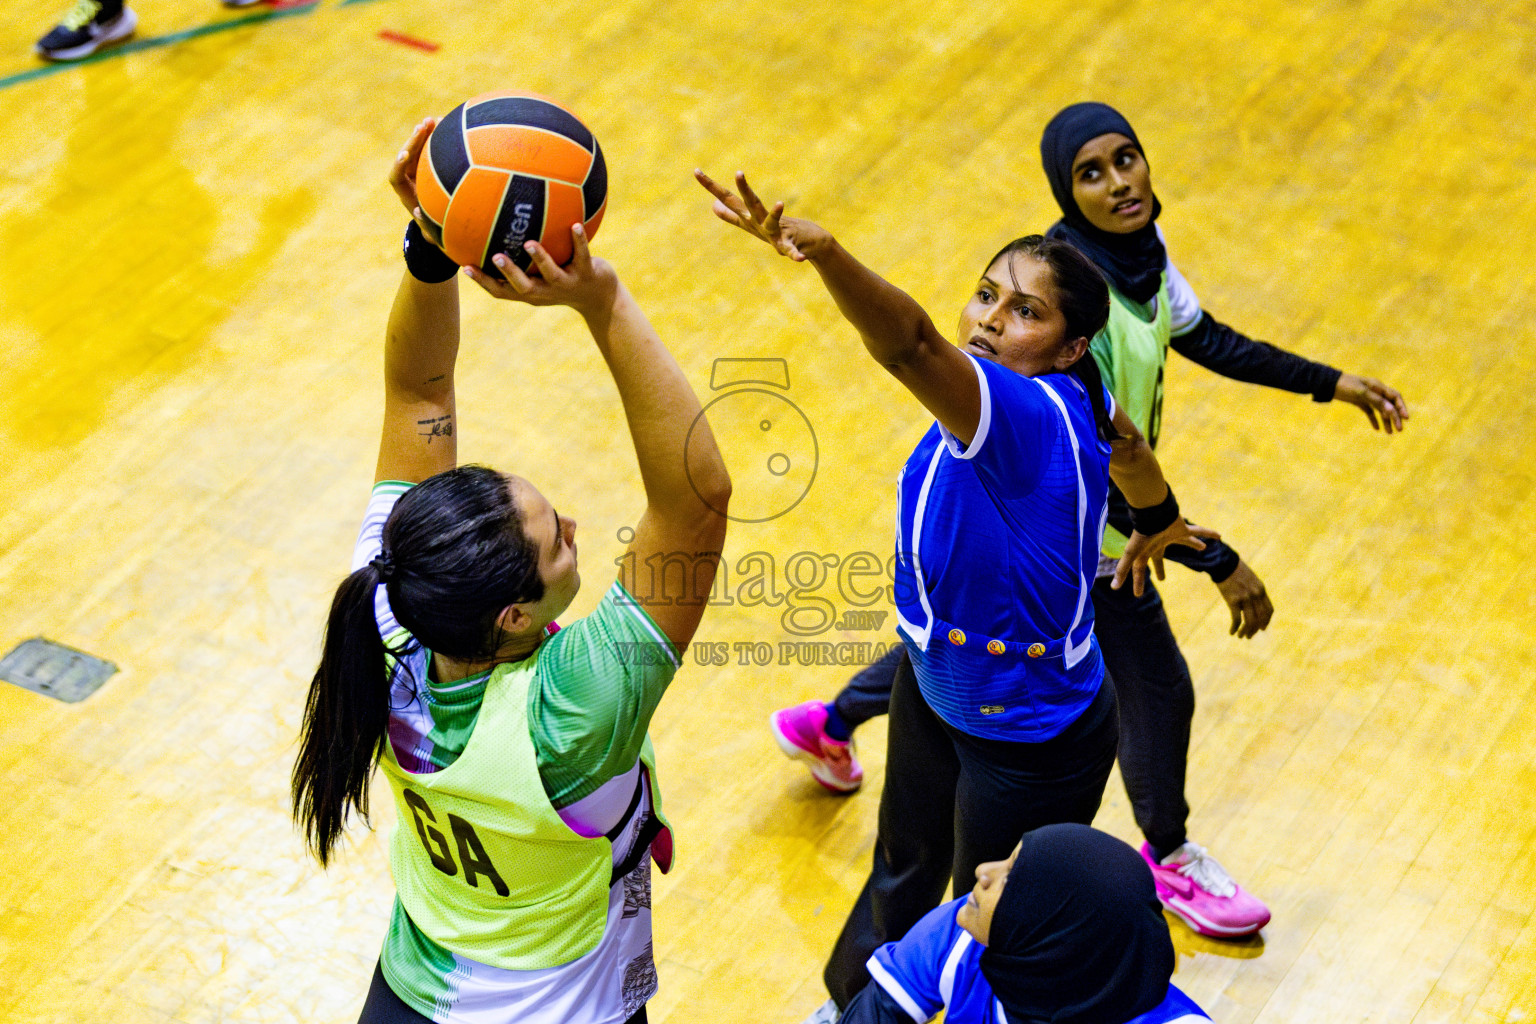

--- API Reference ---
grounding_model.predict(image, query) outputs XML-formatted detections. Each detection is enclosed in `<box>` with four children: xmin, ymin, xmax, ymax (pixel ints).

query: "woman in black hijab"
<box><xmin>1039</xmin><ymin>104</ymin><xmax>1169</xmax><ymax>307</ymax></box>
<box><xmin>821</xmin><ymin>824</ymin><xmax>1208</xmax><ymax>1024</ymax></box>
<box><xmin>1036</xmin><ymin>101</ymin><xmax>1409</xmax><ymax>938</ymax></box>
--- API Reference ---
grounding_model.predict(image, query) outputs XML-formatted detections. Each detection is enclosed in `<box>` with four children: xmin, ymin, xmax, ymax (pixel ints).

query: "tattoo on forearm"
<box><xmin>417</xmin><ymin>415</ymin><xmax>454</xmax><ymax>443</ymax></box>
<box><xmin>426</xmin><ymin>374</ymin><xmax>446</xmax><ymax>384</ymax></box>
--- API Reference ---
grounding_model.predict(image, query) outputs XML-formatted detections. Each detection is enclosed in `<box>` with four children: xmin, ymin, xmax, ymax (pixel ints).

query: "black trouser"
<box><xmin>822</xmin><ymin>651</ymin><xmax>1118</xmax><ymax>1008</ymax></box>
<box><xmin>359</xmin><ymin>960</ymin><xmax>649</xmax><ymax>1024</ymax></box>
<box><xmin>832</xmin><ymin>644</ymin><xmax>908</xmax><ymax>729</ymax></box>
<box><xmin>830</xmin><ymin>578</ymin><xmax>1194</xmax><ymax>855</ymax></box>
<box><xmin>1090</xmin><ymin>578</ymin><xmax>1194</xmax><ymax>855</ymax></box>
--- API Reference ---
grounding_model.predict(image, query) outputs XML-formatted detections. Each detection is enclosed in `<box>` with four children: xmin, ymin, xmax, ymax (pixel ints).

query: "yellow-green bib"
<box><xmin>1092</xmin><ymin>272</ymin><xmax>1171</xmax><ymax>559</ymax></box>
<box><xmin>378</xmin><ymin>649</ymin><xmax>613</xmax><ymax>971</ymax></box>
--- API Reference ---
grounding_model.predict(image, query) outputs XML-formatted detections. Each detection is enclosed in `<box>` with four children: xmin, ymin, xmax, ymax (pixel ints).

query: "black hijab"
<box><xmin>1040</xmin><ymin>103</ymin><xmax>1166</xmax><ymax>305</ymax></box>
<box><xmin>979</xmin><ymin>824</ymin><xmax>1174</xmax><ymax>1024</ymax></box>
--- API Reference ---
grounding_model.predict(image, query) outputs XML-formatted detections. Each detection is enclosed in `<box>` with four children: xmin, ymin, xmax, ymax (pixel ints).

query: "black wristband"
<box><xmin>403</xmin><ymin>220</ymin><xmax>459</xmax><ymax>283</ymax></box>
<box><xmin>1207</xmin><ymin>544</ymin><xmax>1242</xmax><ymax>583</ymax></box>
<box><xmin>1129</xmin><ymin>485</ymin><xmax>1180</xmax><ymax>536</ymax></box>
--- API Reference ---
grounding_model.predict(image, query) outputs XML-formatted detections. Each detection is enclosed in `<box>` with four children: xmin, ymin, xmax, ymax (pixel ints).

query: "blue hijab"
<box><xmin>1040</xmin><ymin>103</ymin><xmax>1166</xmax><ymax>305</ymax></box>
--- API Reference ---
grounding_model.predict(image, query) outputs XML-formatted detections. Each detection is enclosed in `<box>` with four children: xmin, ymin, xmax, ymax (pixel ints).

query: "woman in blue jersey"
<box><xmin>291</xmin><ymin>120</ymin><xmax>730</xmax><ymax>1024</ymax></box>
<box><xmin>773</xmin><ymin>101</ymin><xmax>1410</xmax><ymax>941</ymax></box>
<box><xmin>829</xmin><ymin>824</ymin><xmax>1210</xmax><ymax>1024</ymax></box>
<box><xmin>695</xmin><ymin>169</ymin><xmax>1217</xmax><ymax>1009</ymax></box>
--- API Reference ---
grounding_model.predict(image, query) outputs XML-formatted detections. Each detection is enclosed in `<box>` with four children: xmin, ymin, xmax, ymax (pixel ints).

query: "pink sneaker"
<box><xmin>1141</xmin><ymin>841</ymin><xmax>1271</xmax><ymax>938</ymax></box>
<box><xmin>769</xmin><ymin>701</ymin><xmax>863</xmax><ymax>793</ymax></box>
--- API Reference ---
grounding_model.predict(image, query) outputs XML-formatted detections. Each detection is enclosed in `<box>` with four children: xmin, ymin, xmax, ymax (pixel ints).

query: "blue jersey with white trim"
<box><xmin>892</xmin><ymin>355</ymin><xmax>1112</xmax><ymax>740</ymax></box>
<box><xmin>867</xmin><ymin>898</ymin><xmax>1209</xmax><ymax>1024</ymax></box>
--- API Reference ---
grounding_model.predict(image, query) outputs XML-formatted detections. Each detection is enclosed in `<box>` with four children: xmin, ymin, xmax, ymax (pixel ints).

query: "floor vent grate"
<box><xmin>0</xmin><ymin>638</ymin><xmax>117</xmax><ymax>703</ymax></box>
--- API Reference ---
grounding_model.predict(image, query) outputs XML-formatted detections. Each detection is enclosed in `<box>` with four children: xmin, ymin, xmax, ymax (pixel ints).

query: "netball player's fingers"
<box><xmin>1381</xmin><ymin>382</ymin><xmax>1411</xmax><ymax>425</ymax></box>
<box><xmin>565</xmin><ymin>222</ymin><xmax>594</xmax><ymax>275</ymax></box>
<box><xmin>1181</xmin><ymin>522</ymin><xmax>1220</xmax><ymax>549</ymax></box>
<box><xmin>696</xmin><ymin>171</ymin><xmax>753</xmax><ymax>227</ymax></box>
<box><xmin>1355</xmin><ymin>382</ymin><xmax>1394</xmax><ymax>432</ymax></box>
<box><xmin>390</xmin><ymin>118</ymin><xmax>435</xmax><ymax>212</ymax></box>
<box><xmin>466</xmin><ymin>256</ymin><xmax>533</xmax><ymax>301</ymax></box>
<box><xmin>1228</xmin><ymin>602</ymin><xmax>1244</xmax><ymax>636</ymax></box>
<box><xmin>1152</xmin><ymin>552</ymin><xmax>1167</xmax><ymax>581</ymax></box>
<box><xmin>1229</xmin><ymin>592</ymin><xmax>1263</xmax><ymax>638</ymax></box>
<box><xmin>1110</xmin><ymin>552</ymin><xmax>1133</xmax><ymax>592</ymax></box>
<box><xmin>694</xmin><ymin>168</ymin><xmax>733</xmax><ymax>204</ymax></box>
<box><xmin>1132</xmin><ymin>560</ymin><xmax>1149</xmax><ymax>597</ymax></box>
<box><xmin>462</xmin><ymin>266</ymin><xmax>513</xmax><ymax>300</ymax></box>
<box><xmin>1249</xmin><ymin>592</ymin><xmax>1274</xmax><ymax>634</ymax></box>
<box><xmin>528</xmin><ymin>235</ymin><xmax>618</xmax><ymax>314</ymax></box>
<box><xmin>524</xmin><ymin>240</ymin><xmax>571</xmax><ymax>287</ymax></box>
<box><xmin>1116</xmin><ymin>545</ymin><xmax>1152</xmax><ymax>595</ymax></box>
<box><xmin>1236</xmin><ymin>601</ymin><xmax>1257</xmax><ymax>639</ymax></box>
<box><xmin>765</xmin><ymin>202</ymin><xmax>794</xmax><ymax>252</ymax></box>
<box><xmin>711</xmin><ymin>199</ymin><xmax>747</xmax><ymax>229</ymax></box>
<box><xmin>411</xmin><ymin>207</ymin><xmax>449</xmax><ymax>251</ymax></box>
<box><xmin>1371</xmin><ymin>380</ymin><xmax>1407</xmax><ymax>433</ymax></box>
<box><xmin>409</xmin><ymin>205</ymin><xmax>431</xmax><ymax>239</ymax></box>
<box><xmin>388</xmin><ymin>147</ymin><xmax>413</xmax><ymax>207</ymax></box>
<box><xmin>735</xmin><ymin>171</ymin><xmax>773</xmax><ymax>223</ymax></box>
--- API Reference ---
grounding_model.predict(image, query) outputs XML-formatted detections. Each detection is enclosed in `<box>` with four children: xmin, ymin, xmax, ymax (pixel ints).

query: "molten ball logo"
<box><xmin>503</xmin><ymin>201</ymin><xmax>535</xmax><ymax>249</ymax></box>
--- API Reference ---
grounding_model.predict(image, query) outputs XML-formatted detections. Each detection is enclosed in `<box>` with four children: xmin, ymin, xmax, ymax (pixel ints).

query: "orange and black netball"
<box><xmin>417</xmin><ymin>91</ymin><xmax>607</xmax><ymax>277</ymax></box>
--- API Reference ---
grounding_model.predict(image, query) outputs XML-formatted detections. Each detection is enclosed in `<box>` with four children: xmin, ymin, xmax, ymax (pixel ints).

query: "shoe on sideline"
<box><xmin>36</xmin><ymin>0</ymin><xmax>137</xmax><ymax>61</ymax></box>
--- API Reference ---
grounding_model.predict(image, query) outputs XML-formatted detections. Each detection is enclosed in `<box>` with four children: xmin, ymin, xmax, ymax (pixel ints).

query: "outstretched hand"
<box><xmin>388</xmin><ymin>117</ymin><xmax>445</xmax><ymax>247</ymax></box>
<box><xmin>1113</xmin><ymin>519</ymin><xmax>1221</xmax><ymax>597</ymax></box>
<box><xmin>462</xmin><ymin>223</ymin><xmax>617</xmax><ymax>319</ymax></box>
<box><xmin>694</xmin><ymin>169</ymin><xmax>830</xmax><ymax>261</ymax></box>
<box><xmin>1334</xmin><ymin>372</ymin><xmax>1409</xmax><ymax>434</ymax></box>
<box><xmin>1215</xmin><ymin>559</ymin><xmax>1273</xmax><ymax>639</ymax></box>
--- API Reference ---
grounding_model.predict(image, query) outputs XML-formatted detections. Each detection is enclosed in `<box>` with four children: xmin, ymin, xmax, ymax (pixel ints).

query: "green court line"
<box><xmin>0</xmin><ymin>0</ymin><xmax>367</xmax><ymax>91</ymax></box>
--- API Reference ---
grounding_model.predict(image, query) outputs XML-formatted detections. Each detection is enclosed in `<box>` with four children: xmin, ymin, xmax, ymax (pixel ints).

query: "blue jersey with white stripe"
<box><xmin>893</xmin><ymin>355</ymin><xmax>1112</xmax><ymax>740</ymax></box>
<box><xmin>867</xmin><ymin>898</ymin><xmax>1209</xmax><ymax>1024</ymax></box>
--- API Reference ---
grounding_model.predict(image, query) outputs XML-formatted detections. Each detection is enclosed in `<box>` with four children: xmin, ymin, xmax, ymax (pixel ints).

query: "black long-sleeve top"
<box><xmin>1170</xmin><ymin>312</ymin><xmax>1342</xmax><ymax>402</ymax></box>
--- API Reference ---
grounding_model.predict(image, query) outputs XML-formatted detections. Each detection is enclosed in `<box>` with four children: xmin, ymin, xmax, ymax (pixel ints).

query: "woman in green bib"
<box><xmin>291</xmin><ymin>119</ymin><xmax>731</xmax><ymax>1024</ymax></box>
<box><xmin>1039</xmin><ymin>101</ymin><xmax>1409</xmax><ymax>937</ymax></box>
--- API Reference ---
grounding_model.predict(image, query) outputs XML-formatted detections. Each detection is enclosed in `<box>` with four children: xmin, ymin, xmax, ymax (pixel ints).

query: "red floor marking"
<box><xmin>378</xmin><ymin>29</ymin><xmax>440</xmax><ymax>52</ymax></box>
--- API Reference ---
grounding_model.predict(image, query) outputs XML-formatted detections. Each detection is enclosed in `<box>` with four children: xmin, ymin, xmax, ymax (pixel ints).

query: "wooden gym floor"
<box><xmin>0</xmin><ymin>0</ymin><xmax>1532</xmax><ymax>1021</ymax></box>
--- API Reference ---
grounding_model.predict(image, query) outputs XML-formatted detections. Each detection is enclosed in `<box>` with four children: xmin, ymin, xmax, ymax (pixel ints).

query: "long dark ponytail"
<box><xmin>987</xmin><ymin>235</ymin><xmax>1119</xmax><ymax>442</ymax></box>
<box><xmin>292</xmin><ymin>466</ymin><xmax>546</xmax><ymax>865</ymax></box>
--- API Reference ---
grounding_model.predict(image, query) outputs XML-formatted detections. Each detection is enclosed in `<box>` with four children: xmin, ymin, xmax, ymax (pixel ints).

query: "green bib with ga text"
<box><xmin>378</xmin><ymin>648</ymin><xmax>614</xmax><ymax>971</ymax></box>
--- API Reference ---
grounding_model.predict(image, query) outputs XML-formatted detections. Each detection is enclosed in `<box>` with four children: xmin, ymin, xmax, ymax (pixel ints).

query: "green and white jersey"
<box><xmin>353</xmin><ymin>481</ymin><xmax>681</xmax><ymax>1024</ymax></box>
<box><xmin>1092</xmin><ymin>227</ymin><xmax>1204</xmax><ymax>567</ymax></box>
